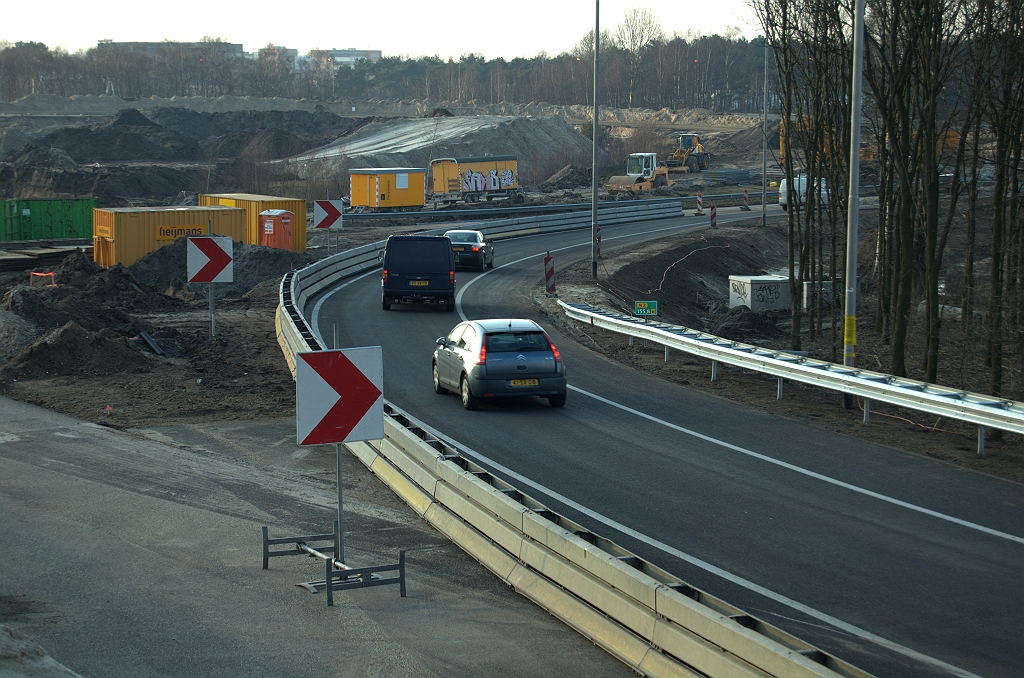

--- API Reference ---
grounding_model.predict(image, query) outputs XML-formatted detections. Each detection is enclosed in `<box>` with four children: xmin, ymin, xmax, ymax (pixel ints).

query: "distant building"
<box><xmin>308</xmin><ymin>48</ymin><xmax>382</xmax><ymax>71</ymax></box>
<box><xmin>257</xmin><ymin>45</ymin><xmax>300</xmax><ymax>70</ymax></box>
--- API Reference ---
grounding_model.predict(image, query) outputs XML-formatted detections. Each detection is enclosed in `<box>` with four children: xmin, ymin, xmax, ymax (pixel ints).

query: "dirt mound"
<box><xmin>709</xmin><ymin>305</ymin><xmax>785</xmax><ymax>342</ymax></box>
<box><xmin>428</xmin><ymin>108</ymin><xmax>453</xmax><ymax>117</ymax></box>
<box><xmin>8</xmin><ymin>111</ymin><xmax>200</xmax><ymax>165</ymax></box>
<box><xmin>128</xmin><ymin>237</ymin><xmax>313</xmax><ymax>299</ymax></box>
<box><xmin>99</xmin><ymin>108</ymin><xmax>158</xmax><ymax>128</ymax></box>
<box><xmin>0</xmin><ymin>309</ymin><xmax>42</xmax><ymax>364</ymax></box>
<box><xmin>0</xmin><ymin>163</ymin><xmax>200</xmax><ymax>206</ymax></box>
<box><xmin>719</xmin><ymin>121</ymin><xmax>780</xmax><ymax>153</ymax></box>
<box><xmin>0</xmin><ymin>321</ymin><xmax>151</xmax><ymax>381</ymax></box>
<box><xmin>144</xmin><ymin>107</ymin><xmax>219</xmax><ymax>141</ymax></box>
<box><xmin>542</xmin><ymin>164</ymin><xmax>591</xmax><ymax>189</ymax></box>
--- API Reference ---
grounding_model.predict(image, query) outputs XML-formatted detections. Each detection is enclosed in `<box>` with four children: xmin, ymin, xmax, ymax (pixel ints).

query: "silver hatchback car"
<box><xmin>433</xmin><ymin>318</ymin><xmax>567</xmax><ymax>409</ymax></box>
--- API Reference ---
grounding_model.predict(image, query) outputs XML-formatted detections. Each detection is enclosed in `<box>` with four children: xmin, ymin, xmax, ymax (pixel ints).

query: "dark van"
<box><xmin>381</xmin><ymin>235</ymin><xmax>456</xmax><ymax>312</ymax></box>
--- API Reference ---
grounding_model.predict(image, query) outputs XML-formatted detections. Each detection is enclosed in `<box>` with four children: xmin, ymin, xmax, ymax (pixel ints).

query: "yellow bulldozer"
<box><xmin>604</xmin><ymin>153</ymin><xmax>674</xmax><ymax>193</ymax></box>
<box><xmin>665</xmin><ymin>132</ymin><xmax>712</xmax><ymax>173</ymax></box>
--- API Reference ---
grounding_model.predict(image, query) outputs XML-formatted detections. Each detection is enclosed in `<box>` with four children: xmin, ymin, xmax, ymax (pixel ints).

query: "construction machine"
<box><xmin>604</xmin><ymin>153</ymin><xmax>674</xmax><ymax>193</ymax></box>
<box><xmin>665</xmin><ymin>132</ymin><xmax>712</xmax><ymax>173</ymax></box>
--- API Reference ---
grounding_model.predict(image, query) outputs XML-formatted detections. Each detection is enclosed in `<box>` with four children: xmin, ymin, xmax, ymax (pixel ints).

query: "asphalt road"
<box><xmin>0</xmin><ymin>397</ymin><xmax>633</xmax><ymax>678</ymax></box>
<box><xmin>311</xmin><ymin>209</ymin><xmax>1024</xmax><ymax>678</ymax></box>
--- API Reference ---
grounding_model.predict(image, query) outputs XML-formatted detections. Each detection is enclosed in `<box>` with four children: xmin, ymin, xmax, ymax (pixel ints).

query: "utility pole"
<box><xmin>843</xmin><ymin>0</ymin><xmax>866</xmax><ymax>408</ymax></box>
<box><xmin>761</xmin><ymin>38</ymin><xmax>769</xmax><ymax>226</ymax></box>
<box><xmin>591</xmin><ymin>0</ymin><xmax>600</xmax><ymax>280</ymax></box>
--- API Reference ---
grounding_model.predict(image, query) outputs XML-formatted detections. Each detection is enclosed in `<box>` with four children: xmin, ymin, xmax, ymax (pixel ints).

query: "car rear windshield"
<box><xmin>386</xmin><ymin>240</ymin><xmax>451</xmax><ymax>273</ymax></box>
<box><xmin>485</xmin><ymin>331</ymin><xmax>550</xmax><ymax>352</ymax></box>
<box><xmin>446</xmin><ymin>232</ymin><xmax>476</xmax><ymax>243</ymax></box>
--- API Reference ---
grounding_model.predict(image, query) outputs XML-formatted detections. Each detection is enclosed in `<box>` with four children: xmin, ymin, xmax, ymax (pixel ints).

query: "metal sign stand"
<box><xmin>261</xmin><ymin>443</ymin><xmax>406</xmax><ymax>605</ymax></box>
<box><xmin>262</xmin><ymin>348</ymin><xmax>404</xmax><ymax>605</ymax></box>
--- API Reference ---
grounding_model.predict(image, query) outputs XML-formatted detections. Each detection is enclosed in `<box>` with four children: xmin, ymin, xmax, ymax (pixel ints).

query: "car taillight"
<box><xmin>471</xmin><ymin>245</ymin><xmax>479</xmax><ymax>252</ymax></box>
<box><xmin>450</xmin><ymin>270</ymin><xmax>455</xmax><ymax>284</ymax></box>
<box><xmin>544</xmin><ymin>333</ymin><xmax>562</xmax><ymax>363</ymax></box>
<box><xmin>475</xmin><ymin>344</ymin><xmax>487</xmax><ymax>365</ymax></box>
<box><xmin>382</xmin><ymin>268</ymin><xmax>389</xmax><ymax>283</ymax></box>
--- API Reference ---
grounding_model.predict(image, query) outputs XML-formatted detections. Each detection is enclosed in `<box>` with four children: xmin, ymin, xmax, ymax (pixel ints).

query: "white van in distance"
<box><xmin>779</xmin><ymin>175</ymin><xmax>829</xmax><ymax>211</ymax></box>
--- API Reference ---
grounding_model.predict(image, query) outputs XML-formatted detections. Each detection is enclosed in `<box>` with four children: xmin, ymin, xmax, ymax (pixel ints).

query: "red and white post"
<box><xmin>741</xmin><ymin>188</ymin><xmax>752</xmax><ymax>211</ymax></box>
<box><xmin>711</xmin><ymin>203</ymin><xmax>718</xmax><ymax>229</ymax></box>
<box><xmin>695</xmin><ymin>191</ymin><xmax>704</xmax><ymax>215</ymax></box>
<box><xmin>544</xmin><ymin>251</ymin><xmax>556</xmax><ymax>295</ymax></box>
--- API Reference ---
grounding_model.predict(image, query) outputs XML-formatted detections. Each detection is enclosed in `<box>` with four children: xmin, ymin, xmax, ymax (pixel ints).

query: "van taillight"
<box><xmin>382</xmin><ymin>268</ymin><xmax>389</xmax><ymax>283</ymax></box>
<box><xmin>544</xmin><ymin>333</ymin><xmax>562</xmax><ymax>363</ymax></box>
<box><xmin>450</xmin><ymin>270</ymin><xmax>455</xmax><ymax>284</ymax></box>
<box><xmin>475</xmin><ymin>343</ymin><xmax>487</xmax><ymax>365</ymax></box>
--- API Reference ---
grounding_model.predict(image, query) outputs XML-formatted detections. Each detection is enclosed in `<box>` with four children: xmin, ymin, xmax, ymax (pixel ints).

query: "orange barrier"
<box><xmin>30</xmin><ymin>272</ymin><xmax>56</xmax><ymax>287</ymax></box>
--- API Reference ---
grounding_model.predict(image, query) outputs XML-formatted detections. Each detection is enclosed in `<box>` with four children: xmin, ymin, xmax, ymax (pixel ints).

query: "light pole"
<box><xmin>843</xmin><ymin>0</ymin><xmax>866</xmax><ymax>407</ymax></box>
<box><xmin>591</xmin><ymin>0</ymin><xmax>600</xmax><ymax>280</ymax></box>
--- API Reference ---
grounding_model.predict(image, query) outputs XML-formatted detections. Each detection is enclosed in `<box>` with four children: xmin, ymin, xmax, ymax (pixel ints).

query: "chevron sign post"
<box><xmin>187</xmin><ymin>236</ymin><xmax>233</xmax><ymax>338</ymax></box>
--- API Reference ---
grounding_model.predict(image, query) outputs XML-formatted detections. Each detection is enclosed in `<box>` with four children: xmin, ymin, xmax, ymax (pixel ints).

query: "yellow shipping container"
<box><xmin>92</xmin><ymin>206</ymin><xmax>247</xmax><ymax>268</ymax></box>
<box><xmin>349</xmin><ymin>168</ymin><xmax>426</xmax><ymax>210</ymax></box>
<box><xmin>198</xmin><ymin>193</ymin><xmax>306</xmax><ymax>253</ymax></box>
<box><xmin>430</xmin><ymin>156</ymin><xmax>519</xmax><ymax>204</ymax></box>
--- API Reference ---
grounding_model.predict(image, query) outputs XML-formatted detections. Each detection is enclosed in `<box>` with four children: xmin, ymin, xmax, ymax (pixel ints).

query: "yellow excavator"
<box><xmin>666</xmin><ymin>132</ymin><xmax>712</xmax><ymax>173</ymax></box>
<box><xmin>604</xmin><ymin>153</ymin><xmax>674</xmax><ymax>193</ymax></box>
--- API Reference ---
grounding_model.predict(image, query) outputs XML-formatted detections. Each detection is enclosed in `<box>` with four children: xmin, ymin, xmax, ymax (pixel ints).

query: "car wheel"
<box><xmin>461</xmin><ymin>376</ymin><xmax>479</xmax><ymax>410</ymax></box>
<box><xmin>487</xmin><ymin>253</ymin><xmax>494</xmax><ymax>269</ymax></box>
<box><xmin>478</xmin><ymin>255</ymin><xmax>486</xmax><ymax>272</ymax></box>
<box><xmin>547</xmin><ymin>393</ymin><xmax>566</xmax><ymax>408</ymax></box>
<box><xmin>444</xmin><ymin>299</ymin><xmax>455</xmax><ymax>312</ymax></box>
<box><xmin>432</xmin><ymin>362</ymin><xmax>447</xmax><ymax>394</ymax></box>
<box><xmin>382</xmin><ymin>294</ymin><xmax>390</xmax><ymax>311</ymax></box>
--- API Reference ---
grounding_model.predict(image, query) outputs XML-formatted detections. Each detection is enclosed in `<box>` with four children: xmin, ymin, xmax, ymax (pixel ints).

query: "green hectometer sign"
<box><xmin>634</xmin><ymin>300</ymin><xmax>658</xmax><ymax>316</ymax></box>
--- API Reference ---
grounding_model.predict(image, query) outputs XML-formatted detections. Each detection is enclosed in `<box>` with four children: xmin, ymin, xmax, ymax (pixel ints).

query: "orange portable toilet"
<box><xmin>258</xmin><ymin>209</ymin><xmax>294</xmax><ymax>251</ymax></box>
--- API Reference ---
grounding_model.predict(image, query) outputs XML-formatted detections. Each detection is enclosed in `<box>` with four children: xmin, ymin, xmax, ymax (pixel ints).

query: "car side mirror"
<box><xmin>436</xmin><ymin>337</ymin><xmax>447</xmax><ymax>346</ymax></box>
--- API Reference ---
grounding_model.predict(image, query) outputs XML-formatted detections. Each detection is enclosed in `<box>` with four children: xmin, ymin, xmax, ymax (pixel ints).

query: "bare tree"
<box><xmin>613</xmin><ymin>8</ymin><xmax>664</xmax><ymax>108</ymax></box>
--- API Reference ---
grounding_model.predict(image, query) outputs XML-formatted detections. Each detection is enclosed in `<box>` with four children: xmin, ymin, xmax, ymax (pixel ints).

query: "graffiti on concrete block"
<box><xmin>754</xmin><ymin>283</ymin><xmax>783</xmax><ymax>306</ymax></box>
<box><xmin>731</xmin><ymin>280</ymin><xmax>750</xmax><ymax>306</ymax></box>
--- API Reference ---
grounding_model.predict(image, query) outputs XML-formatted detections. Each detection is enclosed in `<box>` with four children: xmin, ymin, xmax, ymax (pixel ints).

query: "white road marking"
<box><xmin>412</xmin><ymin>418</ymin><xmax>985</xmax><ymax>678</ymax></box>
<box><xmin>571</xmin><ymin>385</ymin><xmax>1024</xmax><ymax>545</ymax></box>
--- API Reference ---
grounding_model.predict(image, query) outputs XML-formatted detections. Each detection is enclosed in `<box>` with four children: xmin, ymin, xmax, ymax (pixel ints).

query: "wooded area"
<box><xmin>0</xmin><ymin>12</ymin><xmax>767</xmax><ymax>112</ymax></box>
<box><xmin>755</xmin><ymin>0</ymin><xmax>1022</xmax><ymax>410</ymax></box>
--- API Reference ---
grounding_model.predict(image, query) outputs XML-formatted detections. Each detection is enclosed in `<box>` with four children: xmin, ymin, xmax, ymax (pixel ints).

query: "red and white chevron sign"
<box><xmin>187</xmin><ymin>236</ymin><xmax>233</xmax><ymax>284</ymax></box>
<box><xmin>296</xmin><ymin>347</ymin><xmax>383</xmax><ymax>445</ymax></box>
<box><xmin>314</xmin><ymin>200</ymin><xmax>345</xmax><ymax>229</ymax></box>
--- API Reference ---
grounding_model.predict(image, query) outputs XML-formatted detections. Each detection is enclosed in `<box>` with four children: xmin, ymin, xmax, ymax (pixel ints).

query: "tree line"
<box><xmin>755</xmin><ymin>0</ymin><xmax>1022</xmax><ymax>410</ymax></box>
<box><xmin>0</xmin><ymin>11</ymin><xmax>768</xmax><ymax>112</ymax></box>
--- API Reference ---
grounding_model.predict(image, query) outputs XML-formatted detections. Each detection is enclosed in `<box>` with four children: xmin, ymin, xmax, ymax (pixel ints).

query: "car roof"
<box><xmin>443</xmin><ymin>230</ymin><xmax>482</xmax><ymax>237</ymax></box>
<box><xmin>470</xmin><ymin>318</ymin><xmax>543</xmax><ymax>333</ymax></box>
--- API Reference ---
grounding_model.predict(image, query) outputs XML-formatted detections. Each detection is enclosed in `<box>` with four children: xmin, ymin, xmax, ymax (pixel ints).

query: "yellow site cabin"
<box><xmin>349</xmin><ymin>168</ymin><xmax>427</xmax><ymax>210</ymax></box>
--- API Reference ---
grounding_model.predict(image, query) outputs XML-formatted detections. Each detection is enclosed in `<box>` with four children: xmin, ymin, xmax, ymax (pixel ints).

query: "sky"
<box><xmin>1</xmin><ymin>0</ymin><xmax>763</xmax><ymax>61</ymax></box>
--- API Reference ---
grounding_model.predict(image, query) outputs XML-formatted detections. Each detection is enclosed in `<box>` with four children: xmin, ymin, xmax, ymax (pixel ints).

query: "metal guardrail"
<box><xmin>271</xmin><ymin>203</ymin><xmax>877</xmax><ymax>677</ymax></box>
<box><xmin>559</xmin><ymin>301</ymin><xmax>1024</xmax><ymax>448</ymax></box>
<box><xmin>342</xmin><ymin>405</ymin><xmax>871</xmax><ymax>678</ymax></box>
<box><xmin>342</xmin><ymin>193</ymin><xmax>779</xmax><ymax>220</ymax></box>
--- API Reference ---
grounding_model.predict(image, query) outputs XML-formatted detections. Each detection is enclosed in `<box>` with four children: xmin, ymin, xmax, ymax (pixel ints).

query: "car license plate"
<box><xmin>452</xmin><ymin>246</ymin><xmax>465</xmax><ymax>251</ymax></box>
<box><xmin>509</xmin><ymin>379</ymin><xmax>539</xmax><ymax>387</ymax></box>
<box><xmin>409</xmin><ymin>280</ymin><xmax>429</xmax><ymax>286</ymax></box>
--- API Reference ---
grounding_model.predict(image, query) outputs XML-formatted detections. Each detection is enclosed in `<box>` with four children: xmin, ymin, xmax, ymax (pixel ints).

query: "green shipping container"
<box><xmin>2</xmin><ymin>198</ymin><xmax>97</xmax><ymax>242</ymax></box>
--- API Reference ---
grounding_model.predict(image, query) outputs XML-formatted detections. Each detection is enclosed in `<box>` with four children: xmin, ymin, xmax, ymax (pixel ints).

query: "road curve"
<box><xmin>312</xmin><ymin>212</ymin><xmax>1024</xmax><ymax>678</ymax></box>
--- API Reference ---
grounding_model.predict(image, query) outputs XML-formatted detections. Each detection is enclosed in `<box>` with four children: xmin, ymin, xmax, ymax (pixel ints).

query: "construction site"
<box><xmin>0</xmin><ymin>92</ymin><xmax>1017</xmax><ymax>480</ymax></box>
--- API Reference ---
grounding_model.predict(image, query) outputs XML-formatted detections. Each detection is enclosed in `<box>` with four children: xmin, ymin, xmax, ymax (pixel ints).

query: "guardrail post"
<box><xmin>777</xmin><ymin>378</ymin><xmax>784</xmax><ymax>400</ymax></box>
<box><xmin>711</xmin><ymin>360</ymin><xmax>718</xmax><ymax>382</ymax></box>
<box><xmin>978</xmin><ymin>426</ymin><xmax>985</xmax><ymax>456</ymax></box>
<box><xmin>863</xmin><ymin>398</ymin><xmax>871</xmax><ymax>423</ymax></box>
<box><xmin>665</xmin><ymin>346</ymin><xmax>670</xmax><ymax>362</ymax></box>
<box><xmin>629</xmin><ymin>336</ymin><xmax>634</xmax><ymax>347</ymax></box>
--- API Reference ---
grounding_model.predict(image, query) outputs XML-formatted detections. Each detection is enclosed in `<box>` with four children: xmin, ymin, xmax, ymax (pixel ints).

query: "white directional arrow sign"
<box><xmin>296</xmin><ymin>347</ymin><xmax>383</xmax><ymax>445</ymax></box>
<box><xmin>314</xmin><ymin>200</ymin><xmax>345</xmax><ymax>229</ymax></box>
